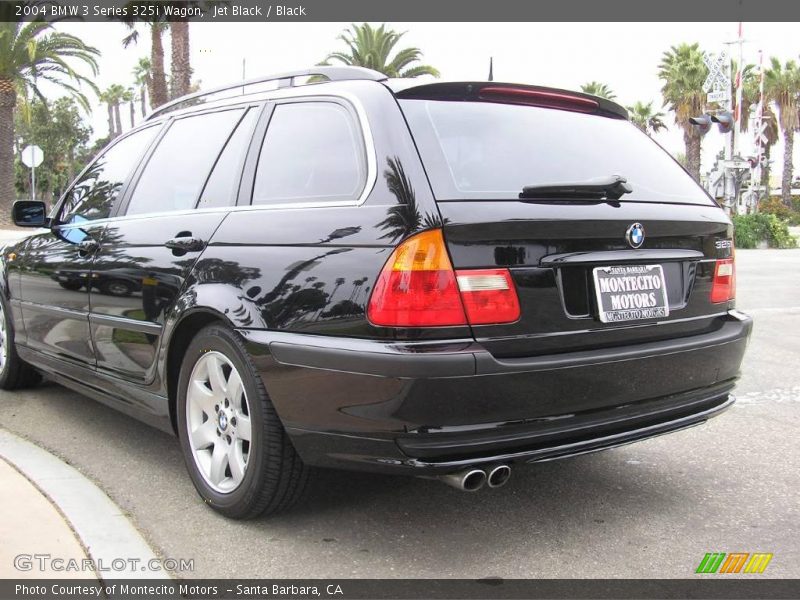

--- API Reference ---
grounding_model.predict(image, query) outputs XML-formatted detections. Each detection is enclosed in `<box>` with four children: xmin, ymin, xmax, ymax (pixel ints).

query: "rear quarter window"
<box><xmin>252</xmin><ymin>101</ymin><xmax>367</xmax><ymax>206</ymax></box>
<box><xmin>400</xmin><ymin>99</ymin><xmax>713</xmax><ymax>205</ymax></box>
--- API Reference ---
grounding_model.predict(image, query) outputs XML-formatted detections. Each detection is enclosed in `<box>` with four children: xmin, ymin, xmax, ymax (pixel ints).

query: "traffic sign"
<box><xmin>703</xmin><ymin>50</ymin><xmax>730</xmax><ymax>93</ymax></box>
<box><xmin>723</xmin><ymin>159</ymin><xmax>751</xmax><ymax>170</ymax></box>
<box><xmin>707</xmin><ymin>90</ymin><xmax>730</xmax><ymax>103</ymax></box>
<box><xmin>21</xmin><ymin>145</ymin><xmax>43</xmax><ymax>168</ymax></box>
<box><xmin>754</xmin><ymin>120</ymin><xmax>769</xmax><ymax>145</ymax></box>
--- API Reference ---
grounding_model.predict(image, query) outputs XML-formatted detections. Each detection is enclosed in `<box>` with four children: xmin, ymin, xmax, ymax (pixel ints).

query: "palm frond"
<box><xmin>320</xmin><ymin>22</ymin><xmax>439</xmax><ymax>79</ymax></box>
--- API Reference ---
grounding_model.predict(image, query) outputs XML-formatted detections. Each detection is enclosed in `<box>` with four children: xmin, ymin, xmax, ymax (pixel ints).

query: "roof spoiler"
<box><xmin>390</xmin><ymin>81</ymin><xmax>628</xmax><ymax>120</ymax></box>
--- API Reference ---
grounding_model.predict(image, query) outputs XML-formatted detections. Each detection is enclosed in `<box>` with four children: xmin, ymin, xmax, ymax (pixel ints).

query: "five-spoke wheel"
<box><xmin>186</xmin><ymin>351</ymin><xmax>252</xmax><ymax>493</ymax></box>
<box><xmin>177</xmin><ymin>324</ymin><xmax>310</xmax><ymax>519</ymax></box>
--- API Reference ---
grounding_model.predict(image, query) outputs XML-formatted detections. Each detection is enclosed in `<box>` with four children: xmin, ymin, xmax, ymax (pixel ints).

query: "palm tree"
<box><xmin>169</xmin><ymin>20</ymin><xmax>192</xmax><ymax>99</ymax></box>
<box><xmin>322</xmin><ymin>23</ymin><xmax>439</xmax><ymax>78</ymax></box>
<box><xmin>329</xmin><ymin>277</ymin><xmax>346</xmax><ymax>304</ymax></box>
<box><xmin>764</xmin><ymin>57</ymin><xmax>800</xmax><ymax>205</ymax></box>
<box><xmin>626</xmin><ymin>101</ymin><xmax>668</xmax><ymax>137</ymax></box>
<box><xmin>124</xmin><ymin>87</ymin><xmax>136</xmax><ymax>128</ymax></box>
<box><xmin>110</xmin><ymin>84</ymin><xmax>126</xmax><ymax>136</ymax></box>
<box><xmin>132</xmin><ymin>57</ymin><xmax>151</xmax><ymax>117</ymax></box>
<box><xmin>658</xmin><ymin>43</ymin><xmax>709</xmax><ymax>180</ymax></box>
<box><xmin>100</xmin><ymin>84</ymin><xmax>127</xmax><ymax>138</ymax></box>
<box><xmin>759</xmin><ymin>107</ymin><xmax>780</xmax><ymax>191</ymax></box>
<box><xmin>0</xmin><ymin>20</ymin><xmax>98</xmax><ymax>219</ymax></box>
<box><xmin>122</xmin><ymin>13</ymin><xmax>168</xmax><ymax>109</ymax></box>
<box><xmin>733</xmin><ymin>61</ymin><xmax>757</xmax><ymax>135</ymax></box>
<box><xmin>580</xmin><ymin>81</ymin><xmax>616</xmax><ymax>100</ymax></box>
<box><xmin>98</xmin><ymin>89</ymin><xmax>116</xmax><ymax>138</ymax></box>
<box><xmin>377</xmin><ymin>156</ymin><xmax>421</xmax><ymax>242</ymax></box>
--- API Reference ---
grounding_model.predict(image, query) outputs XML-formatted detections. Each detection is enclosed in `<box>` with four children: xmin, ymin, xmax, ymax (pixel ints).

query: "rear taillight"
<box><xmin>456</xmin><ymin>269</ymin><xmax>521</xmax><ymax>325</ymax></box>
<box><xmin>710</xmin><ymin>257</ymin><xmax>736</xmax><ymax>303</ymax></box>
<box><xmin>367</xmin><ymin>229</ymin><xmax>466</xmax><ymax>327</ymax></box>
<box><xmin>367</xmin><ymin>229</ymin><xmax>520</xmax><ymax>327</ymax></box>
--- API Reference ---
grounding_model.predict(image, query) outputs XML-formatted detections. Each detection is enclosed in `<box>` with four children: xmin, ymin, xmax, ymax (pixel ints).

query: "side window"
<box><xmin>198</xmin><ymin>108</ymin><xmax>258</xmax><ymax>209</ymax></box>
<box><xmin>252</xmin><ymin>102</ymin><xmax>366</xmax><ymax>205</ymax></box>
<box><xmin>59</xmin><ymin>126</ymin><xmax>158</xmax><ymax>224</ymax></box>
<box><xmin>125</xmin><ymin>109</ymin><xmax>244</xmax><ymax>216</ymax></box>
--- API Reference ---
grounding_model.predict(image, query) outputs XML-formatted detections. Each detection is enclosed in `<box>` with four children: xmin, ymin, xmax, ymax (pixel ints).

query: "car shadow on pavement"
<box><xmin>0</xmin><ymin>380</ymin><xmax>704</xmax><ymax>577</ymax></box>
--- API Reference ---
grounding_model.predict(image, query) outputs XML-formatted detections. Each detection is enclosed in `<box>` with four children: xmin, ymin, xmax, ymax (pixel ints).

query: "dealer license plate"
<box><xmin>592</xmin><ymin>264</ymin><xmax>669</xmax><ymax>323</ymax></box>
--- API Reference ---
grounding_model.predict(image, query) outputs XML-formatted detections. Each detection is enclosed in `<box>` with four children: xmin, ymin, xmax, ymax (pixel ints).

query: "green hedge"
<box><xmin>732</xmin><ymin>213</ymin><xmax>797</xmax><ymax>249</ymax></box>
<box><xmin>759</xmin><ymin>196</ymin><xmax>800</xmax><ymax>226</ymax></box>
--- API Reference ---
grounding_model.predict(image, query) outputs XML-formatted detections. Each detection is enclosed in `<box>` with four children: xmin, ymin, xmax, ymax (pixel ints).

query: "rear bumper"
<box><xmin>239</xmin><ymin>310</ymin><xmax>751</xmax><ymax>475</ymax></box>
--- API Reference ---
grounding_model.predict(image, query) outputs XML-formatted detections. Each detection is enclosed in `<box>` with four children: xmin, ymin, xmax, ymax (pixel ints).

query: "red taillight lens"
<box><xmin>710</xmin><ymin>258</ymin><xmax>736</xmax><ymax>303</ymax></box>
<box><xmin>456</xmin><ymin>269</ymin><xmax>521</xmax><ymax>325</ymax></box>
<box><xmin>367</xmin><ymin>229</ymin><xmax>467</xmax><ymax>327</ymax></box>
<box><xmin>367</xmin><ymin>229</ymin><xmax>521</xmax><ymax>328</ymax></box>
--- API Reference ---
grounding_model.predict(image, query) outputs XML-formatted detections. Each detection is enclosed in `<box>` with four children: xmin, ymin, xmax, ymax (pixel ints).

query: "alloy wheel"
<box><xmin>185</xmin><ymin>351</ymin><xmax>252</xmax><ymax>493</ymax></box>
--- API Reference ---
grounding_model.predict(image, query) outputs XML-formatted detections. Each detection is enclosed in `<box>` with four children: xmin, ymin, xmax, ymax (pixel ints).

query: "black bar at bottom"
<box><xmin>2</xmin><ymin>579</ymin><xmax>799</xmax><ymax>600</ymax></box>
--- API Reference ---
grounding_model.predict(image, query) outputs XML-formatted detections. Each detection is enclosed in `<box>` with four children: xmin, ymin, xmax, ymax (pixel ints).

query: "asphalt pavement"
<box><xmin>0</xmin><ymin>249</ymin><xmax>798</xmax><ymax>579</ymax></box>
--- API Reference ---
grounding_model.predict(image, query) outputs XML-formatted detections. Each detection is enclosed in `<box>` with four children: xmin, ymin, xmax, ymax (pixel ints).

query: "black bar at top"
<box><xmin>0</xmin><ymin>0</ymin><xmax>798</xmax><ymax>23</ymax></box>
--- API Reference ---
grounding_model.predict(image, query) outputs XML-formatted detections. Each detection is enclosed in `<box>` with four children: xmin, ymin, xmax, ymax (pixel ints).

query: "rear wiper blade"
<box><xmin>519</xmin><ymin>175</ymin><xmax>633</xmax><ymax>201</ymax></box>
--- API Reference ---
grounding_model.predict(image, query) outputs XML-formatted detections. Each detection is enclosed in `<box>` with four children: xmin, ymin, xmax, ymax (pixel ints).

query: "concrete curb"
<box><xmin>0</xmin><ymin>428</ymin><xmax>170</xmax><ymax>580</ymax></box>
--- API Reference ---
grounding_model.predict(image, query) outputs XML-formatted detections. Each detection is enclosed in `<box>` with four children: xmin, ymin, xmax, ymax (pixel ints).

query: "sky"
<box><xmin>54</xmin><ymin>21</ymin><xmax>799</xmax><ymax>183</ymax></box>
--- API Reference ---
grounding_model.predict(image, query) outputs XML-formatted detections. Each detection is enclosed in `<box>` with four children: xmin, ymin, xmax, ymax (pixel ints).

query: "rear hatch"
<box><xmin>397</xmin><ymin>82</ymin><xmax>735</xmax><ymax>357</ymax></box>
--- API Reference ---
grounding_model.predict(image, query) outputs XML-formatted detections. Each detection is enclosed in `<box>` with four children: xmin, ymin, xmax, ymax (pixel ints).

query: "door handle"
<box><xmin>77</xmin><ymin>239</ymin><xmax>99</xmax><ymax>255</ymax></box>
<box><xmin>165</xmin><ymin>235</ymin><xmax>205</xmax><ymax>253</ymax></box>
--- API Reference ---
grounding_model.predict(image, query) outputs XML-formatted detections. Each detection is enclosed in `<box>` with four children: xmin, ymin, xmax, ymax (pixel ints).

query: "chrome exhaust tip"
<box><xmin>487</xmin><ymin>464</ymin><xmax>511</xmax><ymax>488</ymax></box>
<box><xmin>439</xmin><ymin>468</ymin><xmax>487</xmax><ymax>492</ymax></box>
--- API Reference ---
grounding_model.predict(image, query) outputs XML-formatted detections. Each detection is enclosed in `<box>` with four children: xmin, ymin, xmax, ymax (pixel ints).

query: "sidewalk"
<box><xmin>0</xmin><ymin>428</ymin><xmax>169</xmax><ymax>580</ymax></box>
<box><xmin>0</xmin><ymin>458</ymin><xmax>96</xmax><ymax>579</ymax></box>
<box><xmin>0</xmin><ymin>228</ymin><xmax>27</xmax><ymax>245</ymax></box>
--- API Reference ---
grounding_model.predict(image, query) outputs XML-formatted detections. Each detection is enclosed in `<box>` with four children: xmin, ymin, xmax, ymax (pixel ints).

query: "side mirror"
<box><xmin>12</xmin><ymin>200</ymin><xmax>47</xmax><ymax>228</ymax></box>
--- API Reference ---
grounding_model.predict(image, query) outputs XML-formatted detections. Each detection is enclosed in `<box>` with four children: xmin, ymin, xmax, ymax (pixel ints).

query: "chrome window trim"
<box><xmin>50</xmin><ymin>89</ymin><xmax>377</xmax><ymax>229</ymax></box>
<box><xmin>51</xmin><ymin>199</ymin><xmax>371</xmax><ymax>229</ymax></box>
<box><xmin>250</xmin><ymin>96</ymin><xmax>372</xmax><ymax>208</ymax></box>
<box><xmin>260</xmin><ymin>90</ymin><xmax>377</xmax><ymax>207</ymax></box>
<box><xmin>113</xmin><ymin>89</ymin><xmax>378</xmax><ymax>220</ymax></box>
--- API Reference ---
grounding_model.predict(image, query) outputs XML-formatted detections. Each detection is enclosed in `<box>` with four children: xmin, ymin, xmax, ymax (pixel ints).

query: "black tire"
<box><xmin>0</xmin><ymin>294</ymin><xmax>42</xmax><ymax>390</ymax></box>
<box><xmin>177</xmin><ymin>323</ymin><xmax>310</xmax><ymax>519</ymax></box>
<box><xmin>100</xmin><ymin>279</ymin><xmax>133</xmax><ymax>297</ymax></box>
<box><xmin>58</xmin><ymin>281</ymin><xmax>83</xmax><ymax>291</ymax></box>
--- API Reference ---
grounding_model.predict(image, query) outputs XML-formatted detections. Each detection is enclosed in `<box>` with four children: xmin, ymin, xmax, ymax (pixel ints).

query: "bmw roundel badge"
<box><xmin>626</xmin><ymin>223</ymin><xmax>645</xmax><ymax>248</ymax></box>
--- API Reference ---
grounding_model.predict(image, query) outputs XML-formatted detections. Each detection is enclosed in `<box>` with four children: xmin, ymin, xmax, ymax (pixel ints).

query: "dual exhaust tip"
<box><xmin>439</xmin><ymin>464</ymin><xmax>511</xmax><ymax>492</ymax></box>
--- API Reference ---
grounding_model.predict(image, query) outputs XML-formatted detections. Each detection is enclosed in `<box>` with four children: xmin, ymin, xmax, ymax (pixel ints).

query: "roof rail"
<box><xmin>146</xmin><ymin>66</ymin><xmax>387</xmax><ymax>120</ymax></box>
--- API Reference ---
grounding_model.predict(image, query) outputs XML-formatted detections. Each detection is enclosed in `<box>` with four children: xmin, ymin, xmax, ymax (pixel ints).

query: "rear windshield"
<box><xmin>400</xmin><ymin>99</ymin><xmax>713</xmax><ymax>205</ymax></box>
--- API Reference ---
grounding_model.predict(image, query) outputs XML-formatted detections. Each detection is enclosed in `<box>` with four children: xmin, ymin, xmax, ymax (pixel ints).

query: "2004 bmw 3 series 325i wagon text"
<box><xmin>1</xmin><ymin>67</ymin><xmax>752</xmax><ymax>518</ymax></box>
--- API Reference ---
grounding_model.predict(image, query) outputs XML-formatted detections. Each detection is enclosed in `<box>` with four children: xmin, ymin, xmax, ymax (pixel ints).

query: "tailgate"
<box><xmin>438</xmin><ymin>200</ymin><xmax>734</xmax><ymax>358</ymax></box>
<box><xmin>397</xmin><ymin>86</ymin><xmax>734</xmax><ymax>358</ymax></box>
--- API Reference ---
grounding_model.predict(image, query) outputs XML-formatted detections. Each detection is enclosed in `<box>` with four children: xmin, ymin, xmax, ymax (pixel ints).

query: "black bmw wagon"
<box><xmin>1</xmin><ymin>66</ymin><xmax>751</xmax><ymax>518</ymax></box>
